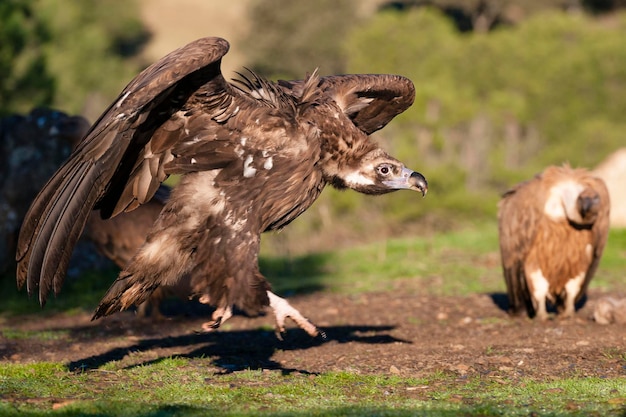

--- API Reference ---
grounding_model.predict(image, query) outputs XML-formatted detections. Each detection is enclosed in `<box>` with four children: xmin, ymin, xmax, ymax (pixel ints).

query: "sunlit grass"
<box><xmin>2</xmin><ymin>329</ymin><xmax>70</xmax><ymax>341</ymax></box>
<box><xmin>1</xmin><ymin>360</ymin><xmax>624</xmax><ymax>416</ymax></box>
<box><xmin>263</xmin><ymin>223</ymin><xmax>625</xmax><ymax>297</ymax></box>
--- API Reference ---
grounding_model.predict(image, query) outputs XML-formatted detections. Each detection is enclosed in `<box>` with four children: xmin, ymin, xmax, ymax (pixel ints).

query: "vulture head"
<box><xmin>278</xmin><ymin>73</ymin><xmax>427</xmax><ymax>196</ymax></box>
<box><xmin>576</xmin><ymin>188</ymin><xmax>602</xmax><ymax>225</ymax></box>
<box><xmin>327</xmin><ymin>147</ymin><xmax>427</xmax><ymax>195</ymax></box>
<box><xmin>544</xmin><ymin>167</ymin><xmax>604</xmax><ymax>227</ymax></box>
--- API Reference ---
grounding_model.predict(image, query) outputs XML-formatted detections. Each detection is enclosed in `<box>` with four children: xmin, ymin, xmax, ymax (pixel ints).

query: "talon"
<box><xmin>267</xmin><ymin>291</ymin><xmax>320</xmax><ymax>338</ymax></box>
<box><xmin>201</xmin><ymin>305</ymin><xmax>232</xmax><ymax>332</ymax></box>
<box><xmin>201</xmin><ymin>318</ymin><xmax>222</xmax><ymax>332</ymax></box>
<box><xmin>211</xmin><ymin>317</ymin><xmax>222</xmax><ymax>328</ymax></box>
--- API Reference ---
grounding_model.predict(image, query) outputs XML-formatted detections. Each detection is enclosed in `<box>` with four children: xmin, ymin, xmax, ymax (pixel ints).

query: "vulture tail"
<box><xmin>16</xmin><ymin>160</ymin><xmax>104</xmax><ymax>305</ymax></box>
<box><xmin>92</xmin><ymin>270</ymin><xmax>160</xmax><ymax>319</ymax></box>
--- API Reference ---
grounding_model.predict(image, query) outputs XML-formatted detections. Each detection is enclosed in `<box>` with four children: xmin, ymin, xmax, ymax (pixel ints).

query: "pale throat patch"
<box><xmin>544</xmin><ymin>180</ymin><xmax>584</xmax><ymax>222</ymax></box>
<box><xmin>343</xmin><ymin>170</ymin><xmax>374</xmax><ymax>186</ymax></box>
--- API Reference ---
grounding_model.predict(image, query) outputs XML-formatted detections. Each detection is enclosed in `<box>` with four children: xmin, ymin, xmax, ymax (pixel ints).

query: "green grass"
<box><xmin>1</xmin><ymin>268</ymin><xmax>117</xmax><ymax>316</ymax></box>
<box><xmin>261</xmin><ymin>223</ymin><xmax>501</xmax><ymax>296</ymax></box>
<box><xmin>262</xmin><ymin>222</ymin><xmax>626</xmax><ymax>296</ymax></box>
<box><xmin>2</xmin><ymin>329</ymin><xmax>70</xmax><ymax>341</ymax></box>
<box><xmin>1</xmin><ymin>359</ymin><xmax>625</xmax><ymax>416</ymax></box>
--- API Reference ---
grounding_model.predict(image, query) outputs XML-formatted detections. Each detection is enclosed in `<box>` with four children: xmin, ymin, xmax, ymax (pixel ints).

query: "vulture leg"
<box><xmin>528</xmin><ymin>269</ymin><xmax>550</xmax><ymax>320</ymax></box>
<box><xmin>199</xmin><ymin>292</ymin><xmax>322</xmax><ymax>339</ymax></box>
<box><xmin>267</xmin><ymin>291</ymin><xmax>322</xmax><ymax>339</ymax></box>
<box><xmin>561</xmin><ymin>272</ymin><xmax>585</xmax><ymax>318</ymax></box>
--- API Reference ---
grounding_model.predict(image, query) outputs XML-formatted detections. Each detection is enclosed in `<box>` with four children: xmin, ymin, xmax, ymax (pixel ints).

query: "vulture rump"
<box><xmin>16</xmin><ymin>37</ymin><xmax>427</xmax><ymax>336</ymax></box>
<box><xmin>498</xmin><ymin>164</ymin><xmax>609</xmax><ymax>320</ymax></box>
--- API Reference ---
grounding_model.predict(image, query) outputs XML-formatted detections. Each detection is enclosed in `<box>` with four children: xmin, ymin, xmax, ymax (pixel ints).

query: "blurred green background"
<box><xmin>2</xmin><ymin>0</ymin><xmax>625</xmax><ymax>257</ymax></box>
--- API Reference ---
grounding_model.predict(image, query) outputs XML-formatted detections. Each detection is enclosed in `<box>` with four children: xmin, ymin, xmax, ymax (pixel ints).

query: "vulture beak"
<box><xmin>383</xmin><ymin>167</ymin><xmax>428</xmax><ymax>196</ymax></box>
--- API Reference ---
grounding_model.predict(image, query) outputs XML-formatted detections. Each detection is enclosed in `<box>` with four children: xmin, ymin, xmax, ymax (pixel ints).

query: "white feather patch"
<box><xmin>116</xmin><ymin>91</ymin><xmax>131</xmax><ymax>108</ymax></box>
<box><xmin>243</xmin><ymin>155</ymin><xmax>257</xmax><ymax>178</ymax></box>
<box><xmin>544</xmin><ymin>180</ymin><xmax>584</xmax><ymax>222</ymax></box>
<box><xmin>529</xmin><ymin>269</ymin><xmax>551</xmax><ymax>303</ymax></box>
<box><xmin>344</xmin><ymin>171</ymin><xmax>374</xmax><ymax>186</ymax></box>
<box><xmin>564</xmin><ymin>271</ymin><xmax>586</xmax><ymax>301</ymax></box>
<box><xmin>264</xmin><ymin>156</ymin><xmax>273</xmax><ymax>170</ymax></box>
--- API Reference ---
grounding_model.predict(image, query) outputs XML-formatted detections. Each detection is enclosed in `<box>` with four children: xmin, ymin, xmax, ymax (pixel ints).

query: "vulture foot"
<box><xmin>197</xmin><ymin>292</ymin><xmax>324</xmax><ymax>339</ymax></box>
<box><xmin>267</xmin><ymin>291</ymin><xmax>324</xmax><ymax>340</ymax></box>
<box><xmin>201</xmin><ymin>304</ymin><xmax>233</xmax><ymax>332</ymax></box>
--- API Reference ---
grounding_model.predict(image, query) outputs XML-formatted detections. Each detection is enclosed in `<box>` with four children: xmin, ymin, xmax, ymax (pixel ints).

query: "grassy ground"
<box><xmin>1</xmin><ymin>359</ymin><xmax>624</xmax><ymax>416</ymax></box>
<box><xmin>1</xmin><ymin>222</ymin><xmax>625</xmax><ymax>416</ymax></box>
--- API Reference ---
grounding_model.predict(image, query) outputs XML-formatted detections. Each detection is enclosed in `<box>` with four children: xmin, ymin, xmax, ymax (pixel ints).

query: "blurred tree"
<box><xmin>36</xmin><ymin>0</ymin><xmax>150</xmax><ymax>120</ymax></box>
<box><xmin>343</xmin><ymin>7</ymin><xmax>626</xmax><ymax>223</ymax></box>
<box><xmin>0</xmin><ymin>0</ymin><xmax>148</xmax><ymax>120</ymax></box>
<box><xmin>379</xmin><ymin>0</ymin><xmax>626</xmax><ymax>31</ymax></box>
<box><xmin>0</xmin><ymin>0</ymin><xmax>54</xmax><ymax>116</ymax></box>
<box><xmin>242</xmin><ymin>0</ymin><xmax>364</xmax><ymax>79</ymax></box>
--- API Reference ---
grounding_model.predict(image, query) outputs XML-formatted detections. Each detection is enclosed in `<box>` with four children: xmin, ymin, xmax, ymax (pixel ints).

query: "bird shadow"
<box><xmin>488</xmin><ymin>292</ymin><xmax>510</xmax><ymax>313</ymax></box>
<box><xmin>488</xmin><ymin>291</ymin><xmax>589</xmax><ymax>316</ymax></box>
<box><xmin>67</xmin><ymin>324</ymin><xmax>409</xmax><ymax>374</ymax></box>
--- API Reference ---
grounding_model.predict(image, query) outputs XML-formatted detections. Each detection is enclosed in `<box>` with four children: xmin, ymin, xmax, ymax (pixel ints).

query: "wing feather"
<box><xmin>279</xmin><ymin>74</ymin><xmax>415</xmax><ymax>134</ymax></box>
<box><xmin>497</xmin><ymin>175</ymin><xmax>542</xmax><ymax>315</ymax></box>
<box><xmin>16</xmin><ymin>37</ymin><xmax>234</xmax><ymax>305</ymax></box>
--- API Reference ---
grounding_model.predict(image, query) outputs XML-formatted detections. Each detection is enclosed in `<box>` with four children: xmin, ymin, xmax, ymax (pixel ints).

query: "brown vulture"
<box><xmin>16</xmin><ymin>37</ymin><xmax>427</xmax><ymax>337</ymax></box>
<box><xmin>498</xmin><ymin>164</ymin><xmax>610</xmax><ymax>320</ymax></box>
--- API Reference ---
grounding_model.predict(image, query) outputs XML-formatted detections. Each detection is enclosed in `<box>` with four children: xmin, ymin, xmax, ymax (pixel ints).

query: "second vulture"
<box><xmin>498</xmin><ymin>164</ymin><xmax>609</xmax><ymax>320</ymax></box>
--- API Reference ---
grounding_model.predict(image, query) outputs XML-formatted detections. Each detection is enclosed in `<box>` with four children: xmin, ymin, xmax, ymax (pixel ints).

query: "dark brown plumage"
<box><xmin>84</xmin><ymin>184</ymin><xmax>176</xmax><ymax>318</ymax></box>
<box><xmin>498</xmin><ymin>164</ymin><xmax>610</xmax><ymax>320</ymax></box>
<box><xmin>49</xmin><ymin>112</ymin><xmax>179</xmax><ymax>318</ymax></box>
<box><xmin>16</xmin><ymin>37</ymin><xmax>427</xmax><ymax>336</ymax></box>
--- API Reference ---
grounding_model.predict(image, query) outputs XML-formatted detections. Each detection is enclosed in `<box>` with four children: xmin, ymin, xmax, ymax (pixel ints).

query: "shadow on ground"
<box><xmin>67</xmin><ymin>324</ymin><xmax>409</xmax><ymax>374</ymax></box>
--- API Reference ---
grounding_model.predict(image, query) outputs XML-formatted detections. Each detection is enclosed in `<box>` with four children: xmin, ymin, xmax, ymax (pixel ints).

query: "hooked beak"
<box><xmin>383</xmin><ymin>167</ymin><xmax>428</xmax><ymax>196</ymax></box>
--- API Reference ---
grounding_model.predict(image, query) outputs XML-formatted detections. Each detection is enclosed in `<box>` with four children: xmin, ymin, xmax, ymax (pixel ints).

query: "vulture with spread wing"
<box><xmin>16</xmin><ymin>37</ymin><xmax>426</xmax><ymax>336</ymax></box>
<box><xmin>498</xmin><ymin>165</ymin><xmax>609</xmax><ymax>320</ymax></box>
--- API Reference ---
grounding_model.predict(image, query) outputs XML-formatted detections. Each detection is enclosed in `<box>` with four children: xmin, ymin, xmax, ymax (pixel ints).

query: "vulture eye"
<box><xmin>377</xmin><ymin>164</ymin><xmax>392</xmax><ymax>176</ymax></box>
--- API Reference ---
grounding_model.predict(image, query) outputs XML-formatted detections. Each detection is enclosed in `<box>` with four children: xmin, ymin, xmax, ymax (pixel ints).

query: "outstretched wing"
<box><xmin>16</xmin><ymin>37</ymin><xmax>238</xmax><ymax>305</ymax></box>
<box><xmin>279</xmin><ymin>74</ymin><xmax>415</xmax><ymax>134</ymax></box>
<box><xmin>497</xmin><ymin>175</ymin><xmax>542</xmax><ymax>315</ymax></box>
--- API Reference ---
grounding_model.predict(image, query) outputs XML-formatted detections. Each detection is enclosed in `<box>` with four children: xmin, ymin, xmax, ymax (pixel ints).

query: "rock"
<box><xmin>0</xmin><ymin>108</ymin><xmax>109</xmax><ymax>276</ymax></box>
<box><xmin>592</xmin><ymin>297</ymin><xmax>626</xmax><ymax>324</ymax></box>
<box><xmin>593</xmin><ymin>148</ymin><xmax>626</xmax><ymax>228</ymax></box>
